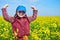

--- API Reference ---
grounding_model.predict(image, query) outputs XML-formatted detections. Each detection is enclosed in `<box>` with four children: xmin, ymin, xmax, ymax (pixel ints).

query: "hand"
<box><xmin>3</xmin><ymin>4</ymin><xmax>9</xmax><ymax>8</ymax></box>
<box><xmin>31</xmin><ymin>5</ymin><xmax>37</xmax><ymax>10</ymax></box>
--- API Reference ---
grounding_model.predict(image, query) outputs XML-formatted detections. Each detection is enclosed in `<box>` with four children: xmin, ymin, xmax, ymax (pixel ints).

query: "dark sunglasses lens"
<box><xmin>23</xmin><ymin>11</ymin><xmax>25</xmax><ymax>13</ymax></box>
<box><xmin>19</xmin><ymin>11</ymin><xmax>25</xmax><ymax>14</ymax></box>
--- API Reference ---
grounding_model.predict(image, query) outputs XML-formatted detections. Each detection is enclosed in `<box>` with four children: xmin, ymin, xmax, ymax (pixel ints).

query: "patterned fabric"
<box><xmin>12</xmin><ymin>16</ymin><xmax>30</xmax><ymax>37</ymax></box>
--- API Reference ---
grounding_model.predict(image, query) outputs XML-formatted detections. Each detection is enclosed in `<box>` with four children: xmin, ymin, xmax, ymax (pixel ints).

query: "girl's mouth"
<box><xmin>17</xmin><ymin>13</ymin><xmax>26</xmax><ymax>18</ymax></box>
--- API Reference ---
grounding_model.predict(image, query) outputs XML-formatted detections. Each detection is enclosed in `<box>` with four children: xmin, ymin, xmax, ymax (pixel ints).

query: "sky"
<box><xmin>0</xmin><ymin>0</ymin><xmax>60</xmax><ymax>16</ymax></box>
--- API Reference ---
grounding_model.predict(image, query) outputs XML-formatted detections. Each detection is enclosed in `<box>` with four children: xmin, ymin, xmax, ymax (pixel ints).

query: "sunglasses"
<box><xmin>18</xmin><ymin>11</ymin><xmax>25</xmax><ymax>14</ymax></box>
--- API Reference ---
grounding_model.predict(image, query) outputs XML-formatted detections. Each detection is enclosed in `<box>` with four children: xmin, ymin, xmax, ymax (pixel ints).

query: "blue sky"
<box><xmin>0</xmin><ymin>0</ymin><xmax>60</xmax><ymax>16</ymax></box>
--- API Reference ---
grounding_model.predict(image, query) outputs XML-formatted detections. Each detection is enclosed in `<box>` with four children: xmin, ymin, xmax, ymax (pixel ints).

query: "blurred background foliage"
<box><xmin>0</xmin><ymin>16</ymin><xmax>60</xmax><ymax>40</ymax></box>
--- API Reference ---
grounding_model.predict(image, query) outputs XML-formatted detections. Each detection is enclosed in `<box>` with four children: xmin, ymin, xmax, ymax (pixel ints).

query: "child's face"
<box><xmin>17</xmin><ymin>10</ymin><xmax>26</xmax><ymax>17</ymax></box>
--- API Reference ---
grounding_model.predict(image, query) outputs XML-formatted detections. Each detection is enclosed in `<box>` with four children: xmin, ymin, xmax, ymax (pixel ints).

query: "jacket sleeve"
<box><xmin>28</xmin><ymin>10</ymin><xmax>38</xmax><ymax>22</ymax></box>
<box><xmin>1</xmin><ymin>8</ymin><xmax>14</xmax><ymax>23</ymax></box>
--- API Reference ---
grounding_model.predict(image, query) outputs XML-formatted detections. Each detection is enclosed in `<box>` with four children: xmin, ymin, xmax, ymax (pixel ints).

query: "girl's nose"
<box><xmin>19</xmin><ymin>13</ymin><xmax>23</xmax><ymax>15</ymax></box>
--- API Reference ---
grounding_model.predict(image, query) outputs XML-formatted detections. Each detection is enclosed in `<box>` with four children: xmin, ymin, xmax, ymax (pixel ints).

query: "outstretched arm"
<box><xmin>28</xmin><ymin>6</ymin><xmax>38</xmax><ymax>22</ymax></box>
<box><xmin>1</xmin><ymin>4</ymin><xmax>14</xmax><ymax>23</ymax></box>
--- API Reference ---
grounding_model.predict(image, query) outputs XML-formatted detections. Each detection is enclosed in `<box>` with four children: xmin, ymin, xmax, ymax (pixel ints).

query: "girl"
<box><xmin>1</xmin><ymin>4</ymin><xmax>38</xmax><ymax>40</ymax></box>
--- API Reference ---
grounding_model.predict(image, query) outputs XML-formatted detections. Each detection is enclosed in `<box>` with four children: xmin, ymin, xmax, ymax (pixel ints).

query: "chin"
<box><xmin>19</xmin><ymin>16</ymin><xmax>24</xmax><ymax>17</ymax></box>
